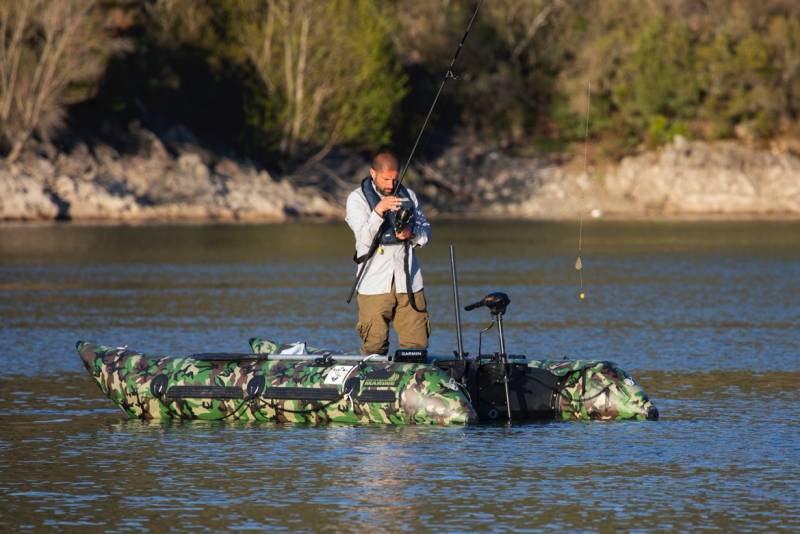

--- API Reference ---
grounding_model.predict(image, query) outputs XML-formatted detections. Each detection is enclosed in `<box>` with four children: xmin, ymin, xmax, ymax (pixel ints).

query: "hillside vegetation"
<box><xmin>1</xmin><ymin>0</ymin><xmax>798</xmax><ymax>166</ymax></box>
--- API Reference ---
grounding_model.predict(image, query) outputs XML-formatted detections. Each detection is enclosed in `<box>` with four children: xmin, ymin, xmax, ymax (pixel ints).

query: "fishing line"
<box><xmin>575</xmin><ymin>82</ymin><xmax>591</xmax><ymax>302</ymax></box>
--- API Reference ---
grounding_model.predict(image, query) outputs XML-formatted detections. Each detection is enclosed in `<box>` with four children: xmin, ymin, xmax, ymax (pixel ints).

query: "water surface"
<box><xmin>1</xmin><ymin>221</ymin><xmax>798</xmax><ymax>531</ymax></box>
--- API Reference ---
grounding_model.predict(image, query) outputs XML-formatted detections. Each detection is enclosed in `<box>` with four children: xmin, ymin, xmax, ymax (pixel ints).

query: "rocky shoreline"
<box><xmin>2</xmin><ymin>126</ymin><xmax>799</xmax><ymax>223</ymax></box>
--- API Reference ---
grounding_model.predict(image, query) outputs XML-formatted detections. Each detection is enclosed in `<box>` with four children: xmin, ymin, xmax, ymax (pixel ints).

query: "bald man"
<box><xmin>345</xmin><ymin>150</ymin><xmax>432</xmax><ymax>355</ymax></box>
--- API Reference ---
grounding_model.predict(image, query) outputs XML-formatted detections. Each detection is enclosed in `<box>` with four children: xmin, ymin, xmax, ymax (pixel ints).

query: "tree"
<box><xmin>697</xmin><ymin>2</ymin><xmax>799</xmax><ymax>140</ymax></box>
<box><xmin>234</xmin><ymin>0</ymin><xmax>406</xmax><ymax>161</ymax></box>
<box><xmin>559</xmin><ymin>0</ymin><xmax>800</xmax><ymax>150</ymax></box>
<box><xmin>391</xmin><ymin>0</ymin><xmax>573</xmax><ymax>149</ymax></box>
<box><xmin>0</xmin><ymin>0</ymin><xmax>114</xmax><ymax>161</ymax></box>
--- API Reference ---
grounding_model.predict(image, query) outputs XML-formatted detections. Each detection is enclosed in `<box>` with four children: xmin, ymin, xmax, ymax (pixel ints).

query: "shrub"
<box><xmin>233</xmin><ymin>0</ymin><xmax>406</xmax><ymax>161</ymax></box>
<box><xmin>0</xmin><ymin>0</ymin><xmax>115</xmax><ymax>161</ymax></box>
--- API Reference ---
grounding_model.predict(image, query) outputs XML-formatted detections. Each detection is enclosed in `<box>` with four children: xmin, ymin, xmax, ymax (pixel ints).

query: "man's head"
<box><xmin>370</xmin><ymin>150</ymin><xmax>399</xmax><ymax>195</ymax></box>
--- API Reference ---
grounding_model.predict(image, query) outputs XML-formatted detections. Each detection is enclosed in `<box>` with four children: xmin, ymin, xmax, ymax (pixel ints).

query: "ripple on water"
<box><xmin>0</xmin><ymin>222</ymin><xmax>798</xmax><ymax>531</ymax></box>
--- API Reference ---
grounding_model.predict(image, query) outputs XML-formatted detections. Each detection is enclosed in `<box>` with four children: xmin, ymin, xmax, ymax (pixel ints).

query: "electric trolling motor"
<box><xmin>464</xmin><ymin>292</ymin><xmax>514</xmax><ymax>423</ymax></box>
<box><xmin>447</xmin><ymin>246</ymin><xmax>566</xmax><ymax>423</ymax></box>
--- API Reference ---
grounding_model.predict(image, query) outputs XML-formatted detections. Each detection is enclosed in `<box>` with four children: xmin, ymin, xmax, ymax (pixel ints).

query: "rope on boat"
<box><xmin>530</xmin><ymin>363</ymin><xmax>613</xmax><ymax>405</ymax></box>
<box><xmin>257</xmin><ymin>353</ymin><xmax>382</xmax><ymax>416</ymax></box>
<box><xmin>214</xmin><ymin>398</ymin><xmax>251</xmax><ymax>421</ymax></box>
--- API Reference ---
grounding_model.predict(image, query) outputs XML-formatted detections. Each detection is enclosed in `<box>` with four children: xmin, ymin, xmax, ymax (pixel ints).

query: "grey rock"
<box><xmin>0</xmin><ymin>172</ymin><xmax>59</xmax><ymax>220</ymax></box>
<box><xmin>3</xmin><ymin>129</ymin><xmax>797</xmax><ymax>222</ymax></box>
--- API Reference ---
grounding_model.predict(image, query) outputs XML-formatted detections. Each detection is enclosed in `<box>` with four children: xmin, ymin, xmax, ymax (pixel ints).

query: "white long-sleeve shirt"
<box><xmin>345</xmin><ymin>181</ymin><xmax>431</xmax><ymax>295</ymax></box>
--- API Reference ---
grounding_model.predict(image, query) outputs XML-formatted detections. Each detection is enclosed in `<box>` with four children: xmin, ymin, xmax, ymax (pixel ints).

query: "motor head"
<box><xmin>464</xmin><ymin>292</ymin><xmax>510</xmax><ymax>316</ymax></box>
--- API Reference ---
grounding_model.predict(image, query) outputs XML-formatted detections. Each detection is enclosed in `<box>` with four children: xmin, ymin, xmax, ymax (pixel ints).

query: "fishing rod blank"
<box><xmin>450</xmin><ymin>244</ymin><xmax>465</xmax><ymax>359</ymax></box>
<box><xmin>392</xmin><ymin>0</ymin><xmax>484</xmax><ymax>196</ymax></box>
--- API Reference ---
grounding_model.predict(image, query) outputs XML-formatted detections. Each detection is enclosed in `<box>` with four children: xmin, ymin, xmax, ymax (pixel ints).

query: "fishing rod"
<box><xmin>392</xmin><ymin>0</ymin><xmax>484</xmax><ymax>197</ymax></box>
<box><xmin>450</xmin><ymin>244</ymin><xmax>465</xmax><ymax>359</ymax></box>
<box><xmin>346</xmin><ymin>0</ymin><xmax>484</xmax><ymax>304</ymax></box>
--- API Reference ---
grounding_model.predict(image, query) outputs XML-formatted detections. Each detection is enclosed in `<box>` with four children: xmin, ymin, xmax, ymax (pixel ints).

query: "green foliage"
<box><xmin>233</xmin><ymin>0</ymin><xmax>406</xmax><ymax>160</ymax></box>
<box><xmin>560</xmin><ymin>0</ymin><xmax>800</xmax><ymax>150</ymax></box>
<box><xmin>8</xmin><ymin>0</ymin><xmax>797</xmax><ymax>163</ymax></box>
<box><xmin>696</xmin><ymin>5</ymin><xmax>786</xmax><ymax>140</ymax></box>
<box><xmin>625</xmin><ymin>19</ymin><xmax>700</xmax><ymax>125</ymax></box>
<box><xmin>457</xmin><ymin>1</ymin><xmax>571</xmax><ymax>147</ymax></box>
<box><xmin>646</xmin><ymin>115</ymin><xmax>690</xmax><ymax>148</ymax></box>
<box><xmin>600</xmin><ymin>16</ymin><xmax>700</xmax><ymax>148</ymax></box>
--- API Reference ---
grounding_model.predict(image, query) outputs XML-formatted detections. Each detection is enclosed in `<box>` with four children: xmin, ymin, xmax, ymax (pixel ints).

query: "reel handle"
<box><xmin>464</xmin><ymin>300</ymin><xmax>484</xmax><ymax>311</ymax></box>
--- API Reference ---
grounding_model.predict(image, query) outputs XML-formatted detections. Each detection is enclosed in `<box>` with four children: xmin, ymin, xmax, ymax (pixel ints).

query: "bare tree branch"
<box><xmin>511</xmin><ymin>1</ymin><xmax>565</xmax><ymax>61</ymax></box>
<box><xmin>0</xmin><ymin>0</ymin><xmax>115</xmax><ymax>161</ymax></box>
<box><xmin>235</xmin><ymin>0</ymin><xmax>403</xmax><ymax>160</ymax></box>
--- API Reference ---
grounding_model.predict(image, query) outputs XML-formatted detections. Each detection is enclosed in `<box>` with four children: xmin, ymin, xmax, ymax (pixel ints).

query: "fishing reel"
<box><xmin>392</xmin><ymin>203</ymin><xmax>414</xmax><ymax>236</ymax></box>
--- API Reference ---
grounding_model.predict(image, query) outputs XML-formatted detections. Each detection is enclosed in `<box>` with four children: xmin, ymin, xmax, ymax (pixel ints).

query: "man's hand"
<box><xmin>375</xmin><ymin>196</ymin><xmax>404</xmax><ymax>217</ymax></box>
<box><xmin>394</xmin><ymin>228</ymin><xmax>414</xmax><ymax>241</ymax></box>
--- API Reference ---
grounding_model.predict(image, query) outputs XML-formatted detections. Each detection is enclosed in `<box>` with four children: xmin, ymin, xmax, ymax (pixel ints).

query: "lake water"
<box><xmin>0</xmin><ymin>221</ymin><xmax>798</xmax><ymax>531</ymax></box>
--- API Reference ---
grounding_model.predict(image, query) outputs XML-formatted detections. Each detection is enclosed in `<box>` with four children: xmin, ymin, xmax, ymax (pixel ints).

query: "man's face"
<box><xmin>370</xmin><ymin>166</ymin><xmax>398</xmax><ymax>195</ymax></box>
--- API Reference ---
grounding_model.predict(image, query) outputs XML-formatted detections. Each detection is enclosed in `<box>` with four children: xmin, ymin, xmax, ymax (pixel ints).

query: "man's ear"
<box><xmin>369</xmin><ymin>168</ymin><xmax>377</xmax><ymax>181</ymax></box>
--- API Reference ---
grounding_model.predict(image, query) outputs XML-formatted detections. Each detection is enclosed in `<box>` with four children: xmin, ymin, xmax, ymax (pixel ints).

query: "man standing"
<box><xmin>345</xmin><ymin>149</ymin><xmax>431</xmax><ymax>355</ymax></box>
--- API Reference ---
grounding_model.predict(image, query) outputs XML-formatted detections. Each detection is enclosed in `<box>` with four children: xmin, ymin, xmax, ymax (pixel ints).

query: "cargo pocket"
<box><xmin>357</xmin><ymin>320</ymin><xmax>371</xmax><ymax>343</ymax></box>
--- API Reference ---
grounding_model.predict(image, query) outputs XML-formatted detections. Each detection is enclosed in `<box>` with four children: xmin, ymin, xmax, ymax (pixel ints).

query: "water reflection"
<box><xmin>0</xmin><ymin>222</ymin><xmax>799</xmax><ymax>531</ymax></box>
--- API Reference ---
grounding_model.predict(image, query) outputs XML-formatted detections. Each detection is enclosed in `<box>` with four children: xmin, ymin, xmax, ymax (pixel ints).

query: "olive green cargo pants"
<box><xmin>356</xmin><ymin>285</ymin><xmax>430</xmax><ymax>355</ymax></box>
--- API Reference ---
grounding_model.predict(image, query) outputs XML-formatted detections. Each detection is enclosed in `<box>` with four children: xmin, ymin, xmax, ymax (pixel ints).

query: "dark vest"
<box><xmin>360</xmin><ymin>177</ymin><xmax>412</xmax><ymax>246</ymax></box>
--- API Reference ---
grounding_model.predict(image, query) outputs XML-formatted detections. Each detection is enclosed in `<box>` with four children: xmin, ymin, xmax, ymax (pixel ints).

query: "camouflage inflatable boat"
<box><xmin>76</xmin><ymin>338</ymin><xmax>658</xmax><ymax>425</ymax></box>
